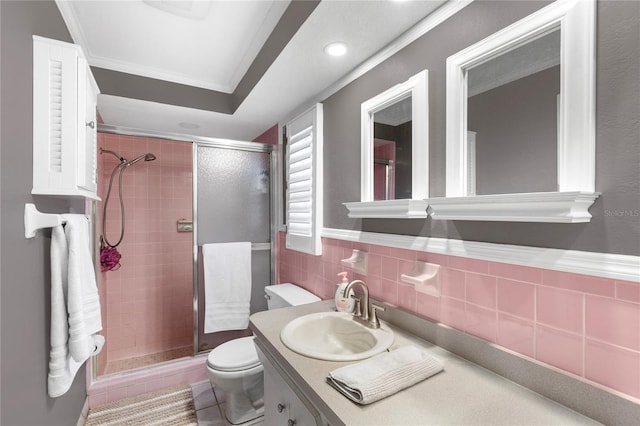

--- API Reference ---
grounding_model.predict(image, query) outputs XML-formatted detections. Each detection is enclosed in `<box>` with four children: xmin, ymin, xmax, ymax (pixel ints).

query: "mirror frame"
<box><xmin>344</xmin><ymin>70</ymin><xmax>429</xmax><ymax>218</ymax></box>
<box><xmin>430</xmin><ymin>0</ymin><xmax>599</xmax><ymax>223</ymax></box>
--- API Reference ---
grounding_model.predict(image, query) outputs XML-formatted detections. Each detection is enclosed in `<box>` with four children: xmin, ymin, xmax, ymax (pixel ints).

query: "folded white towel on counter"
<box><xmin>202</xmin><ymin>242</ymin><xmax>252</xmax><ymax>333</ymax></box>
<box><xmin>327</xmin><ymin>345</ymin><xmax>444</xmax><ymax>405</ymax></box>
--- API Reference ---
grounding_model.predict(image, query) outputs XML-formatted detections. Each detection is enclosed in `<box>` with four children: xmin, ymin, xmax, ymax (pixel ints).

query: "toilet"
<box><xmin>206</xmin><ymin>283</ymin><xmax>320</xmax><ymax>424</ymax></box>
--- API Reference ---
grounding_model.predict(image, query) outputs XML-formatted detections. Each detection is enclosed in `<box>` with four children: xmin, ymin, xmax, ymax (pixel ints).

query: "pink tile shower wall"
<box><xmin>277</xmin><ymin>232</ymin><xmax>640</xmax><ymax>401</ymax></box>
<box><xmin>97</xmin><ymin>133</ymin><xmax>193</xmax><ymax>367</ymax></box>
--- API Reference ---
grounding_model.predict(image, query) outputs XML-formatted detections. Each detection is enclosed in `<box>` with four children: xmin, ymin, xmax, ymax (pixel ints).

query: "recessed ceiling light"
<box><xmin>179</xmin><ymin>122</ymin><xmax>200</xmax><ymax>129</ymax></box>
<box><xmin>324</xmin><ymin>42</ymin><xmax>348</xmax><ymax>57</ymax></box>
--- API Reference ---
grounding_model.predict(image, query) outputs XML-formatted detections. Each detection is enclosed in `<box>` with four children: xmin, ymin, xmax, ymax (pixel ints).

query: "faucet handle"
<box><xmin>370</xmin><ymin>303</ymin><xmax>386</xmax><ymax>329</ymax></box>
<box><xmin>350</xmin><ymin>295</ymin><xmax>362</xmax><ymax>317</ymax></box>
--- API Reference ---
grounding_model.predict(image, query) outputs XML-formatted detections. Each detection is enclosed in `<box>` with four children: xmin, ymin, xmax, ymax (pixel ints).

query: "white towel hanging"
<box><xmin>202</xmin><ymin>242</ymin><xmax>252</xmax><ymax>333</ymax></box>
<box><xmin>48</xmin><ymin>215</ymin><xmax>104</xmax><ymax>398</ymax></box>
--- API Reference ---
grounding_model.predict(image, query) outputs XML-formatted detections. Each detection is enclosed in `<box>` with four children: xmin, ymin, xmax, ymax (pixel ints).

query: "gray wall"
<box><xmin>322</xmin><ymin>0</ymin><xmax>640</xmax><ymax>256</ymax></box>
<box><xmin>1</xmin><ymin>1</ymin><xmax>88</xmax><ymax>425</ymax></box>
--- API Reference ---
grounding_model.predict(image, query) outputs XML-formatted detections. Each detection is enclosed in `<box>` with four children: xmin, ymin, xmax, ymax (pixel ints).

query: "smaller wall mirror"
<box><xmin>430</xmin><ymin>0</ymin><xmax>599</xmax><ymax>223</ymax></box>
<box><xmin>344</xmin><ymin>70</ymin><xmax>429</xmax><ymax>218</ymax></box>
<box><xmin>373</xmin><ymin>96</ymin><xmax>412</xmax><ymax>200</ymax></box>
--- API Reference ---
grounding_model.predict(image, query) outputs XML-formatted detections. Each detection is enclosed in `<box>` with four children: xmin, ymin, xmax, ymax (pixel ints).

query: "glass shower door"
<box><xmin>194</xmin><ymin>143</ymin><xmax>272</xmax><ymax>352</ymax></box>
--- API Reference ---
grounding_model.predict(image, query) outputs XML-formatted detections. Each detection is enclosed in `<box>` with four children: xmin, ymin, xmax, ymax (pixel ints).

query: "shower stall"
<box><xmin>95</xmin><ymin>130</ymin><xmax>274</xmax><ymax>378</ymax></box>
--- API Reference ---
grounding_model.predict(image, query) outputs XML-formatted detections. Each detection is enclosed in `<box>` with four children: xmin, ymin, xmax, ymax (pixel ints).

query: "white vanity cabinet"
<box><xmin>257</xmin><ymin>345</ymin><xmax>327</xmax><ymax>426</ymax></box>
<box><xmin>32</xmin><ymin>36</ymin><xmax>100</xmax><ymax>200</ymax></box>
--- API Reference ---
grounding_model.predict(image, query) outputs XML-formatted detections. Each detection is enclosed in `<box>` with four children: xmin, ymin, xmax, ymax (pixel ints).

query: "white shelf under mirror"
<box><xmin>344</xmin><ymin>199</ymin><xmax>429</xmax><ymax>219</ymax></box>
<box><xmin>428</xmin><ymin>191</ymin><xmax>600</xmax><ymax>223</ymax></box>
<box><xmin>440</xmin><ymin>0</ymin><xmax>598</xmax><ymax>223</ymax></box>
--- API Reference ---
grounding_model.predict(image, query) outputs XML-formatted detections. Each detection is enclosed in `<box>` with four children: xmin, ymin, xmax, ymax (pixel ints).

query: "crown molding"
<box><xmin>55</xmin><ymin>0</ymin><xmax>289</xmax><ymax>93</ymax></box>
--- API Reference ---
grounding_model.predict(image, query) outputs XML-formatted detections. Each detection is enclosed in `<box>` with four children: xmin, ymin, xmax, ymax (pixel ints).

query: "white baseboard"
<box><xmin>321</xmin><ymin>228</ymin><xmax>640</xmax><ymax>282</ymax></box>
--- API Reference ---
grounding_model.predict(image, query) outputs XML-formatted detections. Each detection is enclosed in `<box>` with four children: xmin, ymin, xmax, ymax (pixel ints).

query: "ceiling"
<box><xmin>56</xmin><ymin>0</ymin><xmax>450</xmax><ymax>141</ymax></box>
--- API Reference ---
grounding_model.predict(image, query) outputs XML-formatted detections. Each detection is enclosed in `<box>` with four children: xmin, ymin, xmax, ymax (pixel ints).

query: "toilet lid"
<box><xmin>207</xmin><ymin>336</ymin><xmax>260</xmax><ymax>372</ymax></box>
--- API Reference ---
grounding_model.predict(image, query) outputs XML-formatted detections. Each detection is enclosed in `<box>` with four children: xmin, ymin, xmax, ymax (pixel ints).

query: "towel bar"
<box><xmin>251</xmin><ymin>242</ymin><xmax>271</xmax><ymax>251</ymax></box>
<box><xmin>24</xmin><ymin>203</ymin><xmax>65</xmax><ymax>238</ymax></box>
<box><xmin>200</xmin><ymin>243</ymin><xmax>270</xmax><ymax>251</ymax></box>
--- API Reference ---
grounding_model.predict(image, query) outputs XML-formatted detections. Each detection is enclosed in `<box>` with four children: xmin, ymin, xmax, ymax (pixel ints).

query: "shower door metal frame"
<box><xmin>192</xmin><ymin>139</ymin><xmax>276</xmax><ymax>355</ymax></box>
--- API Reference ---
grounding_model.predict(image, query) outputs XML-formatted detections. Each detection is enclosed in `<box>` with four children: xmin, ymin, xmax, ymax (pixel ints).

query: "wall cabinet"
<box><xmin>32</xmin><ymin>36</ymin><xmax>100</xmax><ymax>200</ymax></box>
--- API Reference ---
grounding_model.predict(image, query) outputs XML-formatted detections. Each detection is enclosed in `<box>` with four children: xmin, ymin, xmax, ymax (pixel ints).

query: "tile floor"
<box><xmin>191</xmin><ymin>381</ymin><xmax>264</xmax><ymax>426</ymax></box>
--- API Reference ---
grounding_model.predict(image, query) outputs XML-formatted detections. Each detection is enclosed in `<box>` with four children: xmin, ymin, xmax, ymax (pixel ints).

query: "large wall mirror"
<box><xmin>430</xmin><ymin>0</ymin><xmax>599</xmax><ymax>223</ymax></box>
<box><xmin>467</xmin><ymin>28</ymin><xmax>560</xmax><ymax>196</ymax></box>
<box><xmin>344</xmin><ymin>70</ymin><xmax>429</xmax><ymax>218</ymax></box>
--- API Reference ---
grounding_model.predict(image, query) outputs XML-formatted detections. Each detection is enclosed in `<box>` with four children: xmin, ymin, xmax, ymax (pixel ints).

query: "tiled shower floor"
<box><xmin>104</xmin><ymin>346</ymin><xmax>193</xmax><ymax>375</ymax></box>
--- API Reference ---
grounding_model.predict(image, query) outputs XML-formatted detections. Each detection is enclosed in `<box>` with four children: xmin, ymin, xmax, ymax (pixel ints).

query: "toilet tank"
<box><xmin>265</xmin><ymin>283</ymin><xmax>320</xmax><ymax>310</ymax></box>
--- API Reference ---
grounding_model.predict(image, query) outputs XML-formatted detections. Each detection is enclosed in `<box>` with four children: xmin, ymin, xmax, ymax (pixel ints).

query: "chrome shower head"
<box><xmin>124</xmin><ymin>153</ymin><xmax>156</xmax><ymax>167</ymax></box>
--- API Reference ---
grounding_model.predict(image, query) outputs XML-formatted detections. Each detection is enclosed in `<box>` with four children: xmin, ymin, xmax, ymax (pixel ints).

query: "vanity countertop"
<box><xmin>250</xmin><ymin>300</ymin><xmax>600</xmax><ymax>426</ymax></box>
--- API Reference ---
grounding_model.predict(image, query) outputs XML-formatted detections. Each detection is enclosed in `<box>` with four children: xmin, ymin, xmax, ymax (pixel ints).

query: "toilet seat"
<box><xmin>207</xmin><ymin>336</ymin><xmax>261</xmax><ymax>372</ymax></box>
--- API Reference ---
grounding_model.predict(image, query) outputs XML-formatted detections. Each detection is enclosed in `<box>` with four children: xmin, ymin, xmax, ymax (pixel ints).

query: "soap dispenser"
<box><xmin>335</xmin><ymin>272</ymin><xmax>355</xmax><ymax>313</ymax></box>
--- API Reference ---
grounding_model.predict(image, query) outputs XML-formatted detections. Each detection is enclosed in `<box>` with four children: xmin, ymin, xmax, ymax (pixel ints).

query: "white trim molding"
<box><xmin>444</xmin><ymin>0</ymin><xmax>597</xmax><ymax>223</ymax></box>
<box><xmin>55</xmin><ymin>0</ymin><xmax>289</xmax><ymax>93</ymax></box>
<box><xmin>321</xmin><ymin>228</ymin><xmax>640</xmax><ymax>283</ymax></box>
<box><xmin>427</xmin><ymin>191</ymin><xmax>601</xmax><ymax>223</ymax></box>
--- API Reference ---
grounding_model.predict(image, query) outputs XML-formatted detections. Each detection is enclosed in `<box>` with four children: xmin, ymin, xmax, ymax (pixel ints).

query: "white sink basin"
<box><xmin>280</xmin><ymin>311</ymin><xmax>394</xmax><ymax>361</ymax></box>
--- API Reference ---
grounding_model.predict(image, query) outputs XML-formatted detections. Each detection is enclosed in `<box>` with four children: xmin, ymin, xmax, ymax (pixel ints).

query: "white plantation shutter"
<box><xmin>286</xmin><ymin>104</ymin><xmax>323</xmax><ymax>255</ymax></box>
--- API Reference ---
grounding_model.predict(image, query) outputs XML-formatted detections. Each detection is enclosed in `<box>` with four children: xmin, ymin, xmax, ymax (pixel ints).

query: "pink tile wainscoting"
<box><xmin>277</xmin><ymin>232</ymin><xmax>640</xmax><ymax>401</ymax></box>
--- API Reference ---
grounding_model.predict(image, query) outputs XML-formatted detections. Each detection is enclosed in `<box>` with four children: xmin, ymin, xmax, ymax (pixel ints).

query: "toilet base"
<box><xmin>223</xmin><ymin>392</ymin><xmax>264</xmax><ymax>425</ymax></box>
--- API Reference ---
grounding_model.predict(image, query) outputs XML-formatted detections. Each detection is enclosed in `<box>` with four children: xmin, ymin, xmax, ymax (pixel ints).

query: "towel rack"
<box><xmin>251</xmin><ymin>242</ymin><xmax>271</xmax><ymax>251</ymax></box>
<box><xmin>24</xmin><ymin>203</ymin><xmax>66</xmax><ymax>239</ymax></box>
<box><xmin>199</xmin><ymin>243</ymin><xmax>271</xmax><ymax>251</ymax></box>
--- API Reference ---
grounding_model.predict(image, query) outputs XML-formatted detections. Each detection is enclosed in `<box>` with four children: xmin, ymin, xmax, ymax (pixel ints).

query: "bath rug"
<box><xmin>85</xmin><ymin>384</ymin><xmax>198</xmax><ymax>426</ymax></box>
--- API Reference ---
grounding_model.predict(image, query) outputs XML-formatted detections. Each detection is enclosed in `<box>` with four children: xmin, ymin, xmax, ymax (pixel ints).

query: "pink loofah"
<box><xmin>100</xmin><ymin>245</ymin><xmax>121</xmax><ymax>272</ymax></box>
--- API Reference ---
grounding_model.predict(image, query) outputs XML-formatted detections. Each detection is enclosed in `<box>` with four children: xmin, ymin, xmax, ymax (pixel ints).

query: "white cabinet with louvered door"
<box><xmin>32</xmin><ymin>36</ymin><xmax>100</xmax><ymax>200</ymax></box>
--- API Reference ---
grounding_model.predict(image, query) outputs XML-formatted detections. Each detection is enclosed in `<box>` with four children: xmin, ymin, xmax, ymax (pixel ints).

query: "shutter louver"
<box><xmin>285</xmin><ymin>104</ymin><xmax>323</xmax><ymax>255</ymax></box>
<box><xmin>49</xmin><ymin>60</ymin><xmax>63</xmax><ymax>173</ymax></box>
<box><xmin>287</xmin><ymin>126</ymin><xmax>313</xmax><ymax>237</ymax></box>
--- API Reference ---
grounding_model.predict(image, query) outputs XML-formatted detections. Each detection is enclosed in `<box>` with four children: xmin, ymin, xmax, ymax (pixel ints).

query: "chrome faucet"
<box><xmin>342</xmin><ymin>280</ymin><xmax>385</xmax><ymax>329</ymax></box>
